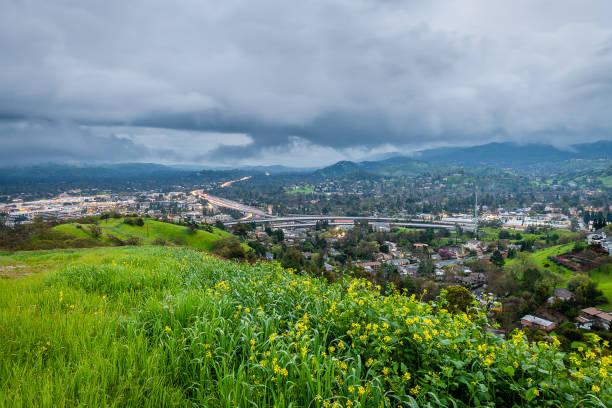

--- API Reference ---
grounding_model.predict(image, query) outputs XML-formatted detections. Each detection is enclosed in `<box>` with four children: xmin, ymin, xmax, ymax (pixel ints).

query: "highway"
<box><xmin>263</xmin><ymin>222</ymin><xmax>460</xmax><ymax>230</ymax></box>
<box><xmin>191</xmin><ymin>190</ymin><xmax>268</xmax><ymax>217</ymax></box>
<box><xmin>190</xmin><ymin>191</ymin><xmax>475</xmax><ymax>231</ymax></box>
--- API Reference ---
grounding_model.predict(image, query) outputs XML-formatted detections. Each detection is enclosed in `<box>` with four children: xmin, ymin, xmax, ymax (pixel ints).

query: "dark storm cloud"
<box><xmin>1</xmin><ymin>0</ymin><xmax>611</xmax><ymax>165</ymax></box>
<box><xmin>0</xmin><ymin>120</ymin><xmax>176</xmax><ymax>165</ymax></box>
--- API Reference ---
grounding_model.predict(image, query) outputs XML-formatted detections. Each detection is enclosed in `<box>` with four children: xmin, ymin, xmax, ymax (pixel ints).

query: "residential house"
<box><xmin>464</xmin><ymin>240</ymin><xmax>486</xmax><ymax>254</ymax></box>
<box><xmin>358</xmin><ymin>261</ymin><xmax>381</xmax><ymax>272</ymax></box>
<box><xmin>547</xmin><ymin>288</ymin><xmax>574</xmax><ymax>305</ymax></box>
<box><xmin>455</xmin><ymin>272</ymin><xmax>487</xmax><ymax>288</ymax></box>
<box><xmin>576</xmin><ymin>307</ymin><xmax>612</xmax><ymax>330</ymax></box>
<box><xmin>520</xmin><ymin>315</ymin><xmax>557</xmax><ymax>332</ymax></box>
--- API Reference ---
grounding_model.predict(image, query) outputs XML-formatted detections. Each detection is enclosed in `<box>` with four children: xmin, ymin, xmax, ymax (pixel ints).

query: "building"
<box><xmin>372</xmin><ymin>222</ymin><xmax>391</xmax><ymax>233</ymax></box>
<box><xmin>358</xmin><ymin>261</ymin><xmax>381</xmax><ymax>272</ymax></box>
<box><xmin>520</xmin><ymin>315</ymin><xmax>557</xmax><ymax>332</ymax></box>
<box><xmin>576</xmin><ymin>307</ymin><xmax>612</xmax><ymax>330</ymax></box>
<box><xmin>547</xmin><ymin>288</ymin><xmax>574</xmax><ymax>304</ymax></box>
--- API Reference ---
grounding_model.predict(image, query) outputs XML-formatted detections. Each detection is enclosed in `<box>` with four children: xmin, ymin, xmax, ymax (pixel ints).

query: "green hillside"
<box><xmin>53</xmin><ymin>218</ymin><xmax>232</xmax><ymax>251</ymax></box>
<box><xmin>0</xmin><ymin>246</ymin><xmax>609</xmax><ymax>407</ymax></box>
<box><xmin>590</xmin><ymin>263</ymin><xmax>612</xmax><ymax>310</ymax></box>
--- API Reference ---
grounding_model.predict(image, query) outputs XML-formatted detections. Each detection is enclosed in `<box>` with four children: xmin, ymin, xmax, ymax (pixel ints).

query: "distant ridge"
<box><xmin>313</xmin><ymin>157</ymin><xmax>432</xmax><ymax>178</ymax></box>
<box><xmin>415</xmin><ymin>140</ymin><xmax>612</xmax><ymax>168</ymax></box>
<box><xmin>313</xmin><ymin>140</ymin><xmax>612</xmax><ymax>177</ymax></box>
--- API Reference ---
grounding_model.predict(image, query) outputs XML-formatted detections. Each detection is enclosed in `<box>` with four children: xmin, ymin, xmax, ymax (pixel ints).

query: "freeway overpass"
<box><xmin>189</xmin><ymin>191</ymin><xmax>475</xmax><ymax>231</ymax></box>
<box><xmin>263</xmin><ymin>221</ymin><xmax>461</xmax><ymax>230</ymax></box>
<box><xmin>225</xmin><ymin>215</ymin><xmax>474</xmax><ymax>231</ymax></box>
<box><xmin>191</xmin><ymin>190</ymin><xmax>268</xmax><ymax>217</ymax></box>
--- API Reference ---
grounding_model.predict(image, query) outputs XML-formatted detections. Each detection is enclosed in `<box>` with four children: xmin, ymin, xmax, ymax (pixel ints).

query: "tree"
<box><xmin>534</xmin><ymin>281</ymin><xmax>553</xmax><ymax>304</ymax></box>
<box><xmin>417</xmin><ymin>259</ymin><xmax>435</xmax><ymax>276</ymax></box>
<box><xmin>281</xmin><ymin>247</ymin><xmax>305</xmax><ymax>271</ymax></box>
<box><xmin>490</xmin><ymin>250</ymin><xmax>505</xmax><ymax>267</ymax></box>
<box><xmin>570</xmin><ymin>219</ymin><xmax>579</xmax><ymax>232</ymax></box>
<box><xmin>215</xmin><ymin>220</ymin><xmax>225</xmax><ymax>230</ymax></box>
<box><xmin>522</xmin><ymin>268</ymin><xmax>542</xmax><ymax>292</ymax></box>
<box><xmin>568</xmin><ymin>276</ymin><xmax>606</xmax><ymax>307</ymax></box>
<box><xmin>211</xmin><ymin>237</ymin><xmax>246</xmax><ymax>260</ymax></box>
<box><xmin>233</xmin><ymin>223</ymin><xmax>250</xmax><ymax>239</ymax></box>
<box><xmin>247</xmin><ymin>240</ymin><xmax>267</xmax><ymax>256</ymax></box>
<box><xmin>498</xmin><ymin>230</ymin><xmax>511</xmax><ymax>240</ymax></box>
<box><xmin>88</xmin><ymin>225</ymin><xmax>102</xmax><ymax>238</ymax></box>
<box><xmin>444</xmin><ymin>286</ymin><xmax>475</xmax><ymax>313</ymax></box>
<box><xmin>272</xmin><ymin>229</ymin><xmax>284</xmax><ymax>243</ymax></box>
<box><xmin>520</xmin><ymin>239</ymin><xmax>534</xmax><ymax>252</ymax></box>
<box><xmin>507</xmin><ymin>247</ymin><xmax>517</xmax><ymax>259</ymax></box>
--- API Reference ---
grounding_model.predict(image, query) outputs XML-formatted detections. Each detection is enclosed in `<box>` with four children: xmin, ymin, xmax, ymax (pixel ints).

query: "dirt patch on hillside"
<box><xmin>0</xmin><ymin>265</ymin><xmax>32</xmax><ymax>279</ymax></box>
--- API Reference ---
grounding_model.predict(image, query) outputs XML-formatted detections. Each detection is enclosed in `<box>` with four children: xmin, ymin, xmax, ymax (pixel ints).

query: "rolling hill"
<box><xmin>52</xmin><ymin>218</ymin><xmax>233</xmax><ymax>251</ymax></box>
<box><xmin>0</xmin><ymin>245</ymin><xmax>609</xmax><ymax>406</ymax></box>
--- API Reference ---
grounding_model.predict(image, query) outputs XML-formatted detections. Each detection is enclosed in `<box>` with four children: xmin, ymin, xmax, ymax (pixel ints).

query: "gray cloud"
<box><xmin>0</xmin><ymin>120</ymin><xmax>162</xmax><ymax>165</ymax></box>
<box><xmin>1</xmin><ymin>0</ymin><xmax>611</xmax><ymax>165</ymax></box>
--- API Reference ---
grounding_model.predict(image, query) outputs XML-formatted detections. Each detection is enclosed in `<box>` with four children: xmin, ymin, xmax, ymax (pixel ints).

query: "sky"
<box><xmin>1</xmin><ymin>0</ymin><xmax>612</xmax><ymax>167</ymax></box>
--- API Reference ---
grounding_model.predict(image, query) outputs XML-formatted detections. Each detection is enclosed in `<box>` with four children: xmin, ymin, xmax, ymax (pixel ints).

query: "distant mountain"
<box><xmin>0</xmin><ymin>163</ymin><xmax>186</xmax><ymax>181</ymax></box>
<box><xmin>312</xmin><ymin>140</ymin><xmax>612</xmax><ymax>178</ymax></box>
<box><xmin>414</xmin><ymin>140</ymin><xmax>612</xmax><ymax>171</ymax></box>
<box><xmin>179</xmin><ymin>164</ymin><xmax>315</xmax><ymax>174</ymax></box>
<box><xmin>233</xmin><ymin>165</ymin><xmax>316</xmax><ymax>174</ymax></box>
<box><xmin>313</xmin><ymin>157</ymin><xmax>433</xmax><ymax>178</ymax></box>
<box><xmin>0</xmin><ymin>163</ymin><xmax>255</xmax><ymax>190</ymax></box>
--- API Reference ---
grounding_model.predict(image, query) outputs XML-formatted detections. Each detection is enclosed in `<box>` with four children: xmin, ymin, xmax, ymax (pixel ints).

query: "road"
<box><xmin>191</xmin><ymin>190</ymin><xmax>268</xmax><ymax>217</ymax></box>
<box><xmin>191</xmin><ymin>191</ymin><xmax>475</xmax><ymax>230</ymax></box>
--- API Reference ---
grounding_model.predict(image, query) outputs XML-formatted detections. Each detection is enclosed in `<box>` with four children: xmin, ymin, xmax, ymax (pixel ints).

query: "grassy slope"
<box><xmin>0</xmin><ymin>246</ymin><xmax>610</xmax><ymax>407</ymax></box>
<box><xmin>590</xmin><ymin>263</ymin><xmax>612</xmax><ymax>311</ymax></box>
<box><xmin>598</xmin><ymin>175</ymin><xmax>612</xmax><ymax>188</ymax></box>
<box><xmin>286</xmin><ymin>185</ymin><xmax>315</xmax><ymax>194</ymax></box>
<box><xmin>53</xmin><ymin>218</ymin><xmax>232</xmax><ymax>251</ymax></box>
<box><xmin>480</xmin><ymin>228</ymin><xmax>578</xmax><ymax>243</ymax></box>
<box><xmin>504</xmin><ymin>243</ymin><xmax>576</xmax><ymax>280</ymax></box>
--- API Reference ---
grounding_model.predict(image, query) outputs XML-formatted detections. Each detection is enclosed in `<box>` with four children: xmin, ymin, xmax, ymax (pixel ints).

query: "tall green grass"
<box><xmin>53</xmin><ymin>218</ymin><xmax>232</xmax><ymax>251</ymax></box>
<box><xmin>1</xmin><ymin>246</ymin><xmax>610</xmax><ymax>407</ymax></box>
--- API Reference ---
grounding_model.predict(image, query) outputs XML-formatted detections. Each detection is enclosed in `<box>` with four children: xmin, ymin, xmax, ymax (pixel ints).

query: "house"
<box><xmin>576</xmin><ymin>307</ymin><xmax>612</xmax><ymax>330</ymax></box>
<box><xmin>447</xmin><ymin>246</ymin><xmax>466</xmax><ymax>258</ymax></box>
<box><xmin>587</xmin><ymin>230</ymin><xmax>606</xmax><ymax>245</ymax></box>
<box><xmin>374</xmin><ymin>252</ymin><xmax>392</xmax><ymax>261</ymax></box>
<box><xmin>388</xmin><ymin>258</ymin><xmax>411</xmax><ymax>266</ymax></box>
<box><xmin>547</xmin><ymin>288</ymin><xmax>575</xmax><ymax>304</ymax></box>
<box><xmin>520</xmin><ymin>315</ymin><xmax>557</xmax><ymax>332</ymax></box>
<box><xmin>358</xmin><ymin>261</ymin><xmax>381</xmax><ymax>272</ymax></box>
<box><xmin>464</xmin><ymin>240</ymin><xmax>486</xmax><ymax>253</ymax></box>
<box><xmin>400</xmin><ymin>264</ymin><xmax>419</xmax><ymax>278</ymax></box>
<box><xmin>372</xmin><ymin>222</ymin><xmax>391</xmax><ymax>233</ymax></box>
<box><xmin>455</xmin><ymin>272</ymin><xmax>487</xmax><ymax>288</ymax></box>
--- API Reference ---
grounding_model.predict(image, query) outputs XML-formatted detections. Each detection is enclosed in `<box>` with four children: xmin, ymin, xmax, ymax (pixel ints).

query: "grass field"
<box><xmin>504</xmin><ymin>243</ymin><xmax>576</xmax><ymax>279</ymax></box>
<box><xmin>590</xmin><ymin>263</ymin><xmax>612</xmax><ymax>311</ymax></box>
<box><xmin>53</xmin><ymin>218</ymin><xmax>232</xmax><ymax>251</ymax></box>
<box><xmin>480</xmin><ymin>227</ymin><xmax>578</xmax><ymax>244</ymax></box>
<box><xmin>598</xmin><ymin>175</ymin><xmax>612</xmax><ymax>188</ymax></box>
<box><xmin>286</xmin><ymin>185</ymin><xmax>315</xmax><ymax>194</ymax></box>
<box><xmin>0</xmin><ymin>246</ymin><xmax>610</xmax><ymax>407</ymax></box>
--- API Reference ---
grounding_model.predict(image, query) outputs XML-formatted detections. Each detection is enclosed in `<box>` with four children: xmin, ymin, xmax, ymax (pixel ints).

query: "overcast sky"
<box><xmin>1</xmin><ymin>0</ymin><xmax>611</xmax><ymax>167</ymax></box>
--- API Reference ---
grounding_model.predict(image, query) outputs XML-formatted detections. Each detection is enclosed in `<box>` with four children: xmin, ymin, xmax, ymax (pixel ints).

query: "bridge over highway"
<box><xmin>190</xmin><ymin>190</ymin><xmax>475</xmax><ymax>231</ymax></box>
<box><xmin>225</xmin><ymin>215</ymin><xmax>474</xmax><ymax>231</ymax></box>
<box><xmin>261</xmin><ymin>221</ymin><xmax>462</xmax><ymax>230</ymax></box>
